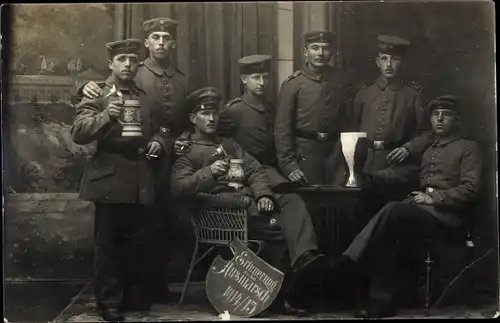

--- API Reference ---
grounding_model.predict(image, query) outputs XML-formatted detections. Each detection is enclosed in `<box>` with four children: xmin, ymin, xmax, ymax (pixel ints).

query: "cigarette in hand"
<box><xmin>146</xmin><ymin>154</ymin><xmax>159</xmax><ymax>159</ymax></box>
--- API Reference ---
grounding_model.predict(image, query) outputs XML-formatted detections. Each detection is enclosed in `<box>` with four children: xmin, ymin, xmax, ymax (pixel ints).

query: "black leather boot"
<box><xmin>100</xmin><ymin>308</ymin><xmax>125</xmax><ymax>322</ymax></box>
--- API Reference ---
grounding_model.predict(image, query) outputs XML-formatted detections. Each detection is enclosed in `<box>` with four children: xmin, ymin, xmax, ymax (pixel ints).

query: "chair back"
<box><xmin>193</xmin><ymin>206</ymin><xmax>249</xmax><ymax>245</ymax></box>
<box><xmin>192</xmin><ymin>193</ymin><xmax>252</xmax><ymax>245</ymax></box>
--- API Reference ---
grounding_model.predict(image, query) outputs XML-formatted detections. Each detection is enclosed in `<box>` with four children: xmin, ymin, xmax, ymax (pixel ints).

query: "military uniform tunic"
<box><xmin>220</xmin><ymin>93</ymin><xmax>285</xmax><ymax>186</ymax></box>
<box><xmin>71</xmin><ymin>78</ymin><xmax>162</xmax><ymax>205</ymax></box>
<box><xmin>219</xmin><ymin>93</ymin><xmax>319</xmax><ymax>265</ymax></box>
<box><xmin>170</xmin><ymin>136</ymin><xmax>274</xmax><ymax>201</ymax></box>
<box><xmin>135</xmin><ymin>57</ymin><xmax>189</xmax><ymax>137</ymax></box>
<box><xmin>350</xmin><ymin>76</ymin><xmax>433</xmax><ymax>173</ymax></box>
<box><xmin>76</xmin><ymin>57</ymin><xmax>188</xmax><ymax>154</ymax></box>
<box><xmin>274</xmin><ymin>65</ymin><xmax>352</xmax><ymax>185</ymax></box>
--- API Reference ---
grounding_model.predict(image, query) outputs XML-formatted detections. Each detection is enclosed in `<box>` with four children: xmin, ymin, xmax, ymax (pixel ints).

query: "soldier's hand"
<box><xmin>257</xmin><ymin>197</ymin><xmax>275</xmax><ymax>213</ymax></box>
<box><xmin>174</xmin><ymin>140</ymin><xmax>191</xmax><ymax>156</ymax></box>
<box><xmin>146</xmin><ymin>141</ymin><xmax>162</xmax><ymax>159</ymax></box>
<box><xmin>387</xmin><ymin>147</ymin><xmax>410</xmax><ymax>164</ymax></box>
<box><xmin>288</xmin><ymin>169</ymin><xmax>308</xmax><ymax>186</ymax></box>
<box><xmin>83</xmin><ymin>81</ymin><xmax>104</xmax><ymax>99</ymax></box>
<box><xmin>210</xmin><ymin>160</ymin><xmax>229</xmax><ymax>177</ymax></box>
<box><xmin>107</xmin><ymin>99</ymin><xmax>124</xmax><ymax>120</ymax></box>
<box><xmin>411</xmin><ymin>191</ymin><xmax>434</xmax><ymax>204</ymax></box>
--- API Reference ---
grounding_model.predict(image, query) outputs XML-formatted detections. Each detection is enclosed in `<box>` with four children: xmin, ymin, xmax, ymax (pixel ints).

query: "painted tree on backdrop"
<box><xmin>9</xmin><ymin>4</ymin><xmax>113</xmax><ymax>75</ymax></box>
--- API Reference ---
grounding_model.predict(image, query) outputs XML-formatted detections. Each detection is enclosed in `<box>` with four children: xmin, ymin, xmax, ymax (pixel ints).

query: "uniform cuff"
<box><xmin>101</xmin><ymin>109</ymin><xmax>118</xmax><ymax>126</ymax></box>
<box><xmin>402</xmin><ymin>142</ymin><xmax>413</xmax><ymax>156</ymax></box>
<box><xmin>283</xmin><ymin>162</ymin><xmax>300</xmax><ymax>178</ymax></box>
<box><xmin>256</xmin><ymin>194</ymin><xmax>275</xmax><ymax>204</ymax></box>
<box><xmin>427</xmin><ymin>190</ymin><xmax>444</xmax><ymax>204</ymax></box>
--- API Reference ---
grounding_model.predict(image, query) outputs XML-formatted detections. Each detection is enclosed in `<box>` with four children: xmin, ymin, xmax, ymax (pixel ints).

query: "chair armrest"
<box><xmin>196</xmin><ymin>192</ymin><xmax>252</xmax><ymax>208</ymax></box>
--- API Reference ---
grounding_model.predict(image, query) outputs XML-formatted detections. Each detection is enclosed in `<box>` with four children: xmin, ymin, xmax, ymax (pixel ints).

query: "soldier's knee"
<box><xmin>276</xmin><ymin>193</ymin><xmax>307</xmax><ymax>210</ymax></box>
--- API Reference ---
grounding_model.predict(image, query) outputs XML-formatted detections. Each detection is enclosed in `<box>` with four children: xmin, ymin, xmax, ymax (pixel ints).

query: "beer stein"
<box><xmin>120</xmin><ymin>99</ymin><xmax>143</xmax><ymax>137</ymax></box>
<box><xmin>226</xmin><ymin>159</ymin><xmax>245</xmax><ymax>190</ymax></box>
<box><xmin>340</xmin><ymin>132</ymin><xmax>367</xmax><ymax>188</ymax></box>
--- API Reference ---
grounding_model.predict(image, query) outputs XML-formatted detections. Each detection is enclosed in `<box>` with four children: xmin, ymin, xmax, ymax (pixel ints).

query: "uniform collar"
<box><xmin>143</xmin><ymin>57</ymin><xmax>176</xmax><ymax>77</ymax></box>
<box><xmin>241</xmin><ymin>92</ymin><xmax>266</xmax><ymax>112</ymax></box>
<box><xmin>432</xmin><ymin>134</ymin><xmax>462</xmax><ymax>147</ymax></box>
<box><xmin>104</xmin><ymin>76</ymin><xmax>144</xmax><ymax>94</ymax></box>
<box><xmin>375</xmin><ymin>75</ymin><xmax>404</xmax><ymax>91</ymax></box>
<box><xmin>188</xmin><ymin>132</ymin><xmax>224</xmax><ymax>146</ymax></box>
<box><xmin>301</xmin><ymin>63</ymin><xmax>334</xmax><ymax>82</ymax></box>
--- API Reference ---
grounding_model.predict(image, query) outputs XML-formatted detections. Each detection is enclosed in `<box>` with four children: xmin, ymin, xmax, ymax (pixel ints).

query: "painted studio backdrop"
<box><xmin>3</xmin><ymin>1</ymin><xmax>498</xmax><ymax>305</ymax></box>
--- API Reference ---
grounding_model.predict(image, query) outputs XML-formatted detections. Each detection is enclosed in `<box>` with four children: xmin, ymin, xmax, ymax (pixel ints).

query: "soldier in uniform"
<box><xmin>171</xmin><ymin>87</ymin><xmax>327</xmax><ymax>314</ymax></box>
<box><xmin>331</xmin><ymin>95</ymin><xmax>482</xmax><ymax>318</ymax></box>
<box><xmin>348</xmin><ymin>35</ymin><xmax>434</xmax><ymax>221</ymax></box>
<box><xmin>274</xmin><ymin>30</ymin><xmax>354</xmax><ymax>186</ymax></box>
<box><xmin>77</xmin><ymin>18</ymin><xmax>189</xmax><ymax>304</ymax></box>
<box><xmin>218</xmin><ymin>55</ymin><xmax>327</xmax><ymax>312</ymax></box>
<box><xmin>71</xmin><ymin>39</ymin><xmax>166</xmax><ymax>321</ymax></box>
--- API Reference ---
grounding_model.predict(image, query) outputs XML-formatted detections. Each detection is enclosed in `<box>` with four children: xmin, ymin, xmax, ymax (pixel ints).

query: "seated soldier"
<box><xmin>329</xmin><ymin>95</ymin><xmax>483</xmax><ymax>318</ymax></box>
<box><xmin>170</xmin><ymin>87</ymin><xmax>327</xmax><ymax>315</ymax></box>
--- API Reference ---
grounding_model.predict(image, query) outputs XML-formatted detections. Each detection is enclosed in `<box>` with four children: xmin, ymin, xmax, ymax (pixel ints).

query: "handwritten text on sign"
<box><xmin>206</xmin><ymin>238</ymin><xmax>284</xmax><ymax>317</ymax></box>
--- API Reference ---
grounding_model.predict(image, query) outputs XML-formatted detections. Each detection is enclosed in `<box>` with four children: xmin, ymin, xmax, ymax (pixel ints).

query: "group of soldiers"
<box><xmin>71</xmin><ymin>16</ymin><xmax>482</xmax><ymax>321</ymax></box>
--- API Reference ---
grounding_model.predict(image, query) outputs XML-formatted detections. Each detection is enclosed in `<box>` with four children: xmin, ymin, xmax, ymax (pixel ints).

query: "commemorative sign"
<box><xmin>206</xmin><ymin>238</ymin><xmax>285</xmax><ymax>318</ymax></box>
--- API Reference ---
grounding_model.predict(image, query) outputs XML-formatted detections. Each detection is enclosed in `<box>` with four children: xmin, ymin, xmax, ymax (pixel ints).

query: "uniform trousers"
<box><xmin>250</xmin><ymin>193</ymin><xmax>318</xmax><ymax>266</ymax></box>
<box><xmin>343</xmin><ymin>201</ymin><xmax>442</xmax><ymax>302</ymax></box>
<box><xmin>248</xmin><ymin>192</ymin><xmax>320</xmax><ymax>308</ymax></box>
<box><xmin>93</xmin><ymin>203</ymin><xmax>149</xmax><ymax>311</ymax></box>
<box><xmin>142</xmin><ymin>189</ymin><xmax>175</xmax><ymax>302</ymax></box>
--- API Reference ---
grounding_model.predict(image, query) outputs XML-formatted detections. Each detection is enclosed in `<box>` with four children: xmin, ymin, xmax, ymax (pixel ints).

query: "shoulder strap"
<box><xmin>284</xmin><ymin>70</ymin><xmax>302</xmax><ymax>82</ymax></box>
<box><xmin>224</xmin><ymin>97</ymin><xmax>243</xmax><ymax>109</ymax></box>
<box><xmin>408</xmin><ymin>80</ymin><xmax>423</xmax><ymax>93</ymax></box>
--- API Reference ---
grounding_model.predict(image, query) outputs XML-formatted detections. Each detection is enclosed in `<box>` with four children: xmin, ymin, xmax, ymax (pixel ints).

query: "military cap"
<box><xmin>106</xmin><ymin>39</ymin><xmax>141</xmax><ymax>59</ymax></box>
<box><xmin>186</xmin><ymin>87</ymin><xmax>222</xmax><ymax>114</ymax></box>
<box><xmin>238</xmin><ymin>54</ymin><xmax>272</xmax><ymax>75</ymax></box>
<box><xmin>143</xmin><ymin>17</ymin><xmax>178</xmax><ymax>38</ymax></box>
<box><xmin>377</xmin><ymin>35</ymin><xmax>411</xmax><ymax>56</ymax></box>
<box><xmin>427</xmin><ymin>95</ymin><xmax>461</xmax><ymax>114</ymax></box>
<box><xmin>303</xmin><ymin>30</ymin><xmax>336</xmax><ymax>45</ymax></box>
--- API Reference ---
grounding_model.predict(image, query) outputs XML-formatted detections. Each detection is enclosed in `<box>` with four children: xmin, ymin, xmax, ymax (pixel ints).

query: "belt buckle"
<box><xmin>160</xmin><ymin>127</ymin><xmax>171</xmax><ymax>137</ymax></box>
<box><xmin>373</xmin><ymin>141</ymin><xmax>384</xmax><ymax>150</ymax></box>
<box><xmin>317</xmin><ymin>132</ymin><xmax>328</xmax><ymax>142</ymax></box>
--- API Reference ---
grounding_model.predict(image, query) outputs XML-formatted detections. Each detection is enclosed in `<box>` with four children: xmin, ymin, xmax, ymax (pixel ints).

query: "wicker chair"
<box><xmin>178</xmin><ymin>192</ymin><xmax>265</xmax><ymax>305</ymax></box>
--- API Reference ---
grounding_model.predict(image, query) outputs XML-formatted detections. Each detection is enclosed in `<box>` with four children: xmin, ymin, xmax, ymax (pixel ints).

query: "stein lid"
<box><xmin>230</xmin><ymin>159</ymin><xmax>244</xmax><ymax>164</ymax></box>
<box><xmin>123</xmin><ymin>99</ymin><xmax>141</xmax><ymax>106</ymax></box>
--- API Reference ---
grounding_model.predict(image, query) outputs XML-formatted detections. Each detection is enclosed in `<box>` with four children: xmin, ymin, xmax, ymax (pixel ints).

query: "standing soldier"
<box><xmin>274</xmin><ymin>30</ymin><xmax>354</xmax><ymax>186</ymax></box>
<box><xmin>349</xmin><ymin>35</ymin><xmax>434</xmax><ymax>220</ymax></box>
<box><xmin>77</xmin><ymin>18</ymin><xmax>189</xmax><ymax>304</ymax></box>
<box><xmin>71</xmin><ymin>39</ymin><xmax>164</xmax><ymax>321</ymax></box>
<box><xmin>218</xmin><ymin>55</ymin><xmax>326</xmax><ymax>313</ymax></box>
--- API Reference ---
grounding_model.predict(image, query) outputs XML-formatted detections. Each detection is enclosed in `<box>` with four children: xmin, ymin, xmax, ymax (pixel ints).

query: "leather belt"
<box><xmin>367</xmin><ymin>139</ymin><xmax>406</xmax><ymax>151</ymax></box>
<box><xmin>294</xmin><ymin>129</ymin><xmax>339</xmax><ymax>142</ymax></box>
